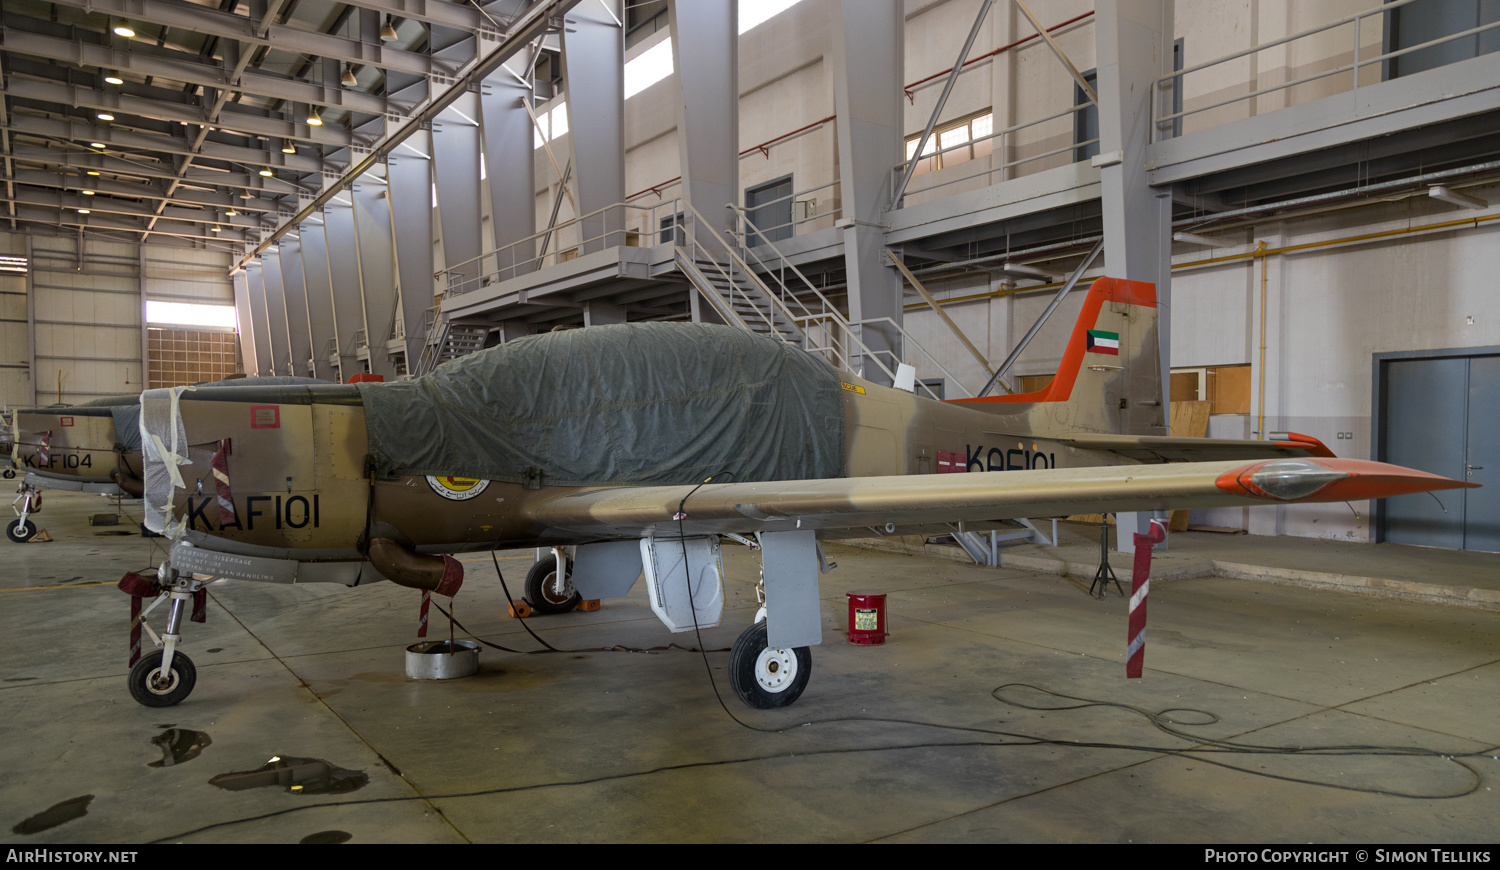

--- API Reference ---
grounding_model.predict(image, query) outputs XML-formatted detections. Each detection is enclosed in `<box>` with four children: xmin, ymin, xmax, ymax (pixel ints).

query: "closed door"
<box><xmin>1380</xmin><ymin>353</ymin><xmax>1499</xmax><ymax>551</ymax></box>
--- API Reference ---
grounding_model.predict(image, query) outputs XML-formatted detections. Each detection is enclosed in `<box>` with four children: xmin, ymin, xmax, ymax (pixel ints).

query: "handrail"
<box><xmin>680</xmin><ymin>202</ymin><xmax>808</xmax><ymax>346</ymax></box>
<box><xmin>1152</xmin><ymin>0</ymin><xmax>1500</xmax><ymax>141</ymax></box>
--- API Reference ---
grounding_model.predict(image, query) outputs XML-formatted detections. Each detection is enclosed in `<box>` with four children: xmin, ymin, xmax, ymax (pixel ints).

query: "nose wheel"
<box><xmin>729</xmin><ymin>621</ymin><xmax>812</xmax><ymax>709</ymax></box>
<box><xmin>523</xmin><ymin>552</ymin><xmax>581</xmax><ymax>614</ymax></box>
<box><xmin>129</xmin><ymin>649</ymin><xmax>197</xmax><ymax>707</ymax></box>
<box><xmin>6</xmin><ymin>518</ymin><xmax>35</xmax><ymax>543</ymax></box>
<box><xmin>8</xmin><ymin>484</ymin><xmax>40</xmax><ymax>543</ymax></box>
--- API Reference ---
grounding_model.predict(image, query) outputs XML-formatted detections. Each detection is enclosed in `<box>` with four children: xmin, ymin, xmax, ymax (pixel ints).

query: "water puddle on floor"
<box><xmin>149</xmin><ymin>727</ymin><xmax>212</xmax><ymax>768</ymax></box>
<box><xmin>210</xmin><ymin>756</ymin><xmax>368</xmax><ymax>795</ymax></box>
<box><xmin>300</xmin><ymin>830</ymin><xmax>352</xmax><ymax>844</ymax></box>
<box><xmin>11</xmin><ymin>795</ymin><xmax>93</xmax><ymax>835</ymax></box>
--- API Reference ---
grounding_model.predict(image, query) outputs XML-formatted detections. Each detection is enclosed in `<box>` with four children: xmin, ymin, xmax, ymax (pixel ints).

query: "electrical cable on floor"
<box><xmin>143</xmin><ymin>679</ymin><xmax>1500</xmax><ymax>843</ymax></box>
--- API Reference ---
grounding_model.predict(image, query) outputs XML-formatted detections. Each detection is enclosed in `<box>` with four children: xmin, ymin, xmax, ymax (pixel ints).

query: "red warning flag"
<box><xmin>210</xmin><ymin>438</ymin><xmax>236</xmax><ymax>526</ymax></box>
<box><xmin>1126</xmin><ymin>519</ymin><xmax>1167</xmax><ymax>679</ymax></box>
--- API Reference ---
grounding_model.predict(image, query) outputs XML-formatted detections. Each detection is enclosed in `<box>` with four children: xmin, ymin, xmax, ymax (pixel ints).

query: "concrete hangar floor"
<box><xmin>3</xmin><ymin>491</ymin><xmax>1498</xmax><ymax>844</ymax></box>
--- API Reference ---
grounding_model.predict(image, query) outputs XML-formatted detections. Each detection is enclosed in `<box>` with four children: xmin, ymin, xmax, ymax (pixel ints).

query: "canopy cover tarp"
<box><xmin>358</xmin><ymin>323</ymin><xmax>847</xmax><ymax>486</ymax></box>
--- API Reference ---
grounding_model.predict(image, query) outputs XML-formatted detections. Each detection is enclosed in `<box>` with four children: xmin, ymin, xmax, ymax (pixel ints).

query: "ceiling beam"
<box><xmin>1</xmin><ymin>116</ymin><xmax>327</xmax><ymax>175</ymax></box>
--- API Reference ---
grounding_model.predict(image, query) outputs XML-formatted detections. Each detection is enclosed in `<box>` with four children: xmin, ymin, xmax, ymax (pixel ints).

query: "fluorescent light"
<box><xmin>624</xmin><ymin>38</ymin><xmax>673</xmax><ymax>99</ymax></box>
<box><xmin>1174</xmin><ymin>232</ymin><xmax>1238</xmax><ymax>248</ymax></box>
<box><xmin>1001</xmin><ymin>262</ymin><xmax>1064</xmax><ymax>280</ymax></box>
<box><xmin>146</xmin><ymin>301</ymin><xmax>237</xmax><ymax>329</ymax></box>
<box><xmin>1429</xmin><ymin>185</ymin><xmax>1488</xmax><ymax>210</ymax></box>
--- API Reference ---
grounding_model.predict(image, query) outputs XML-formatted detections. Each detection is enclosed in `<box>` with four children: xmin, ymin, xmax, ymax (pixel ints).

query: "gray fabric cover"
<box><xmin>358</xmin><ymin>322</ymin><xmax>847</xmax><ymax>486</ymax></box>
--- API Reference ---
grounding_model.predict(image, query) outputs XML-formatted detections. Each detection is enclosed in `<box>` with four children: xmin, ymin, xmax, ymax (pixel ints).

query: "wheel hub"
<box><xmin>147</xmin><ymin>669</ymin><xmax>179</xmax><ymax>694</ymax></box>
<box><xmin>754</xmin><ymin>647</ymin><xmax>797</xmax><ymax>692</ymax></box>
<box><xmin>542</xmin><ymin>571</ymin><xmax>575</xmax><ymax>604</ymax></box>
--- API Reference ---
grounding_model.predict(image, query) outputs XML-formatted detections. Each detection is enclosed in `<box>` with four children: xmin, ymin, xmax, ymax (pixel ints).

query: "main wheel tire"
<box><xmin>728</xmin><ymin>621</ymin><xmax>812</xmax><ymax>709</ymax></box>
<box><xmin>6</xmin><ymin>518</ymin><xmax>35</xmax><ymax>544</ymax></box>
<box><xmin>523</xmin><ymin>554</ymin><xmax>581</xmax><ymax>615</ymax></box>
<box><xmin>128</xmin><ymin>650</ymin><xmax>197</xmax><ymax>707</ymax></box>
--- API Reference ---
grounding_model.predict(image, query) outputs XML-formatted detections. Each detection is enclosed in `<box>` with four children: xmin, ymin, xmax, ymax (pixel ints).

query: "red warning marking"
<box><xmin>250</xmin><ymin>405</ymin><xmax>280</xmax><ymax>429</ymax></box>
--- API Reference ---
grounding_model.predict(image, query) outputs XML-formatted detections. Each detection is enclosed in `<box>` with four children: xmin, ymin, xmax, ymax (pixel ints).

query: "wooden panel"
<box><xmin>1170</xmin><ymin>371</ymin><xmax>1201</xmax><ymax>402</ymax></box>
<box><xmin>1209</xmin><ymin>364</ymin><xmax>1252</xmax><ymax>415</ymax></box>
<box><xmin>148</xmin><ymin>327</ymin><xmax>241</xmax><ymax>389</ymax></box>
<box><xmin>1019</xmin><ymin>374</ymin><xmax>1054</xmax><ymax>393</ymax></box>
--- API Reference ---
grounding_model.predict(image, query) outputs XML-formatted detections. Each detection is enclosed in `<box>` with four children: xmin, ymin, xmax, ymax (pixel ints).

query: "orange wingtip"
<box><xmin>1216</xmin><ymin>458</ymin><xmax>1477</xmax><ymax>503</ymax></box>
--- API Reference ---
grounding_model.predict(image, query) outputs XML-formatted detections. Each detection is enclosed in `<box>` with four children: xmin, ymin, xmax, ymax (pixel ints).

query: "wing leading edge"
<box><xmin>525</xmin><ymin>457</ymin><xmax>1473</xmax><ymax>540</ymax></box>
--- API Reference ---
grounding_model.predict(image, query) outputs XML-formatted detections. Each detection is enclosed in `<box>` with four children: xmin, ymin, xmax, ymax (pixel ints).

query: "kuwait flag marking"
<box><xmin>1087</xmin><ymin>329</ymin><xmax>1119</xmax><ymax>355</ymax></box>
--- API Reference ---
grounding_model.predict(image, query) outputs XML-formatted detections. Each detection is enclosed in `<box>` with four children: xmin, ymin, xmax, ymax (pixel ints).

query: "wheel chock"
<box><xmin>28</xmin><ymin>529</ymin><xmax>53</xmax><ymax>543</ymax></box>
<box><xmin>576</xmin><ymin>599</ymin><xmax>601</xmax><ymax>612</ymax></box>
<box><xmin>507</xmin><ymin>599</ymin><xmax>533</xmax><ymax>618</ymax></box>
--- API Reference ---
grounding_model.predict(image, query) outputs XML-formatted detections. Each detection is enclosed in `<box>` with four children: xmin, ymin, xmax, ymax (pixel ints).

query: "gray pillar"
<box><xmin>352</xmin><ymin>176</ymin><xmax>398</xmax><ymax>380</ymax></box>
<box><xmin>232</xmin><ymin>270</ymin><xmax>258</xmax><ymax>377</ymax></box>
<box><xmin>1098</xmin><ymin>0</ymin><xmax>1175</xmax><ymax>547</ymax></box>
<box><xmin>279</xmin><ymin>238</ymin><xmax>313</xmax><ymax>378</ymax></box>
<box><xmin>481</xmin><ymin>63</ymin><xmax>537</xmax><ymax>275</ymax></box>
<box><xmin>261</xmin><ymin>249</ymin><xmax>291</xmax><ymax>376</ymax></box>
<box><xmin>390</xmin><ymin>131</ymin><xmax>436</xmax><ymax>369</ymax></box>
<box><xmin>562</xmin><ymin>0</ymin><xmax>625</xmax><ymax>254</ymax></box>
<box><xmin>670</xmin><ymin>0</ymin><xmax>738</xmax><ymax>239</ymax></box>
<box><xmin>323</xmin><ymin>201</ymin><xmax>365</xmax><ymax>382</ymax></box>
<box><xmin>832</xmin><ymin>0</ymin><xmax>904</xmax><ymax>385</ymax></box>
<box><xmin>246</xmin><ymin>262</ymin><xmax>273</xmax><ymax>376</ymax></box>
<box><xmin>1097</xmin><ymin>0</ymin><xmax>1173</xmax><ymax>429</ymax></box>
<box><xmin>300</xmin><ymin>220</ymin><xmax>337</xmax><ymax>381</ymax></box>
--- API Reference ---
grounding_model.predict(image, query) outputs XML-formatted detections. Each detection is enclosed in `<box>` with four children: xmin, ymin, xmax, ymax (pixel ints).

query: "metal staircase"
<box><xmin>673</xmin><ymin>248</ymin><xmax>804</xmax><ymax>344</ymax></box>
<box><xmin>414</xmin><ymin>306</ymin><xmax>489</xmax><ymax>377</ymax></box>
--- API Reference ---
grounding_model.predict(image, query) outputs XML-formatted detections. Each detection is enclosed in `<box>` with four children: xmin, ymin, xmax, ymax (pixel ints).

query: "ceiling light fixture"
<box><xmin>96</xmin><ymin>112</ymin><xmax>115</xmax><ymax>121</ymax></box>
<box><xmin>77</xmin><ymin>208</ymin><xmax>91</xmax><ymax>214</ymax></box>
<box><xmin>86</xmin><ymin>171</ymin><xmax>100</xmax><ymax>176</ymax></box>
<box><xmin>259</xmin><ymin>169</ymin><xmax>274</xmax><ymax>177</ymax></box>
<box><xmin>113</xmin><ymin>22</ymin><xmax>136</xmax><ymax>37</ymax></box>
<box><xmin>305</xmin><ymin>106</ymin><xmax>323</xmax><ymax>127</ymax></box>
<box><xmin>1429</xmin><ymin>185</ymin><xmax>1488</xmax><ymax>210</ymax></box>
<box><xmin>90</xmin><ymin>142</ymin><xmax>105</xmax><ymax>149</ymax></box>
<box><xmin>211</xmin><ymin>226</ymin><xmax>221</xmax><ymax>232</ymax></box>
<box><xmin>104</xmin><ymin>73</ymin><xmax>124</xmax><ymax>85</ymax></box>
<box><xmin>226</xmin><ymin>209</ymin><xmax>239</xmax><ymax>217</ymax></box>
<box><xmin>1001</xmin><ymin>262</ymin><xmax>1065</xmax><ymax>281</ymax></box>
<box><xmin>282</xmin><ymin>140</ymin><xmax>296</xmax><ymax>154</ymax></box>
<box><xmin>82</xmin><ymin>190</ymin><xmax>96</xmax><ymax>196</ymax></box>
<box><xmin>341</xmin><ymin>64</ymin><xmax>358</xmax><ymax>87</ymax></box>
<box><xmin>240</xmin><ymin>191</ymin><xmax>255</xmax><ymax>200</ymax></box>
<box><xmin>380</xmin><ymin>15</ymin><xmax>399</xmax><ymax>42</ymax></box>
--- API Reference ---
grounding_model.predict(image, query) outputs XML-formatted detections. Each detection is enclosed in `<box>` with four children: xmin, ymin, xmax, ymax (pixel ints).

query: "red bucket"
<box><xmin>846</xmin><ymin>591</ymin><xmax>888</xmax><ymax>645</ymax></box>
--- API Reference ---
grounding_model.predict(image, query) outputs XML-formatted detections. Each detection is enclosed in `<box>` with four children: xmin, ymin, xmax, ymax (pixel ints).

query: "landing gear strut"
<box><xmin>127</xmin><ymin>565</ymin><xmax>207</xmax><ymax>707</ymax></box>
<box><xmin>7</xmin><ymin>483</ymin><xmax>40</xmax><ymax>543</ymax></box>
<box><xmin>524</xmin><ymin>550</ymin><xmax>580</xmax><ymax>614</ymax></box>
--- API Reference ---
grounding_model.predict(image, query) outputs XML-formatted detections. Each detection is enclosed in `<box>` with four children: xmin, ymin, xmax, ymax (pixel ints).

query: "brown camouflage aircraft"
<box><xmin>123</xmin><ymin>277</ymin><xmax>1473</xmax><ymax>709</ymax></box>
<box><xmin>6</xmin><ymin>399</ymin><xmax>143</xmax><ymax>543</ymax></box>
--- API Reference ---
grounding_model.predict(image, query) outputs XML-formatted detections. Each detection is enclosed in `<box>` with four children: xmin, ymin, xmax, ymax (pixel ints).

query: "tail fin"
<box><xmin>947</xmin><ymin>277</ymin><xmax>1165</xmax><ymax>436</ymax></box>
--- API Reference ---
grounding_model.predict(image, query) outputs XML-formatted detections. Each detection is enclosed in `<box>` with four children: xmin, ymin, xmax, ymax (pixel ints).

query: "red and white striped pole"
<box><xmin>417</xmin><ymin>589</ymin><xmax>432</xmax><ymax>638</ymax></box>
<box><xmin>1126</xmin><ymin>518</ymin><xmax>1168</xmax><ymax>678</ymax></box>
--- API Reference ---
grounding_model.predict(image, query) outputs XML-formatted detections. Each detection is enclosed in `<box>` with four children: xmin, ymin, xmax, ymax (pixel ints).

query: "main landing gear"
<box><xmin>7</xmin><ymin>483</ymin><xmax>41</xmax><ymax>543</ymax></box>
<box><xmin>728</xmin><ymin>620</ymin><xmax>812</xmax><ymax>709</ymax></box>
<box><xmin>127</xmin><ymin>565</ymin><xmax>208</xmax><ymax>707</ymax></box>
<box><xmin>524</xmin><ymin>550</ymin><xmax>581</xmax><ymax>615</ymax></box>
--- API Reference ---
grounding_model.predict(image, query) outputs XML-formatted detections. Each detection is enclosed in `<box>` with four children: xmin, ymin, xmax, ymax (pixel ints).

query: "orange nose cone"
<box><xmin>1216</xmin><ymin>458</ymin><xmax>1477</xmax><ymax>503</ymax></box>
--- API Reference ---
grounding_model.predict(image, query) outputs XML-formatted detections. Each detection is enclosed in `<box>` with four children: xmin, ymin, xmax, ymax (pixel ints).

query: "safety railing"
<box><xmin>1152</xmin><ymin>0</ymin><xmax>1500</xmax><ymax>142</ymax></box>
<box><xmin>739</xmin><ymin>179</ymin><xmax>843</xmax><ymax>244</ymax></box>
<box><xmin>441</xmin><ymin>199</ymin><xmax>686</xmax><ymax>296</ymax></box>
<box><xmin>323</xmin><ymin>338</ymin><xmax>338</xmax><ymax>360</ymax></box>
<box><xmin>353</xmin><ymin>327</ymin><xmax>367</xmax><ymax>350</ymax></box>
<box><xmin>890</xmin><ymin>103</ymin><xmax>1099</xmax><ymax>205</ymax></box>
<box><xmin>852</xmin><ymin>317</ymin><xmax>979</xmax><ymax>400</ymax></box>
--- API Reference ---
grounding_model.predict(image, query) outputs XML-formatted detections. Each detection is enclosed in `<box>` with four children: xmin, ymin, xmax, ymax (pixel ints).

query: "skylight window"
<box><xmin>740</xmin><ymin>0</ymin><xmax>804</xmax><ymax>34</ymax></box>
<box><xmin>533</xmin><ymin>103</ymin><xmax>568</xmax><ymax>149</ymax></box>
<box><xmin>624</xmin><ymin>38</ymin><xmax>674</xmax><ymax>98</ymax></box>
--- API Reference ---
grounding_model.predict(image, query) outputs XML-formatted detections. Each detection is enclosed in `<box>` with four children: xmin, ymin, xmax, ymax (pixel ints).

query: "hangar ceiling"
<box><xmin>0</xmin><ymin>0</ymin><xmax>554</xmax><ymax>251</ymax></box>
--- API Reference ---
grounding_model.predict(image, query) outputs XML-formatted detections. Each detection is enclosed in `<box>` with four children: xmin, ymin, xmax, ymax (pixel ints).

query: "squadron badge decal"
<box><xmin>426</xmin><ymin>475</ymin><xmax>490</xmax><ymax>501</ymax></box>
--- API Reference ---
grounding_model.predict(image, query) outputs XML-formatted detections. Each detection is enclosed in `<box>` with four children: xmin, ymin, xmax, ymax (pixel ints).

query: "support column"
<box><xmin>670</xmin><ymin>0</ymin><xmax>738</xmax><ymax>239</ymax></box>
<box><xmin>390</xmin><ymin>130</ymin><xmax>437</xmax><ymax>368</ymax></box>
<box><xmin>299</xmin><ymin>220</ymin><xmax>337</xmax><ymax>381</ymax></box>
<box><xmin>279</xmin><ymin>238</ymin><xmax>313</xmax><ymax>378</ymax></box>
<box><xmin>246</xmin><ymin>261</ymin><xmax>273</xmax><ymax>376</ymax></box>
<box><xmin>232</xmin><ymin>269</ymin><xmax>258</xmax><ymax>377</ymax></box>
<box><xmin>562</xmin><ymin>0</ymin><xmax>625</xmax><ymax>254</ymax></box>
<box><xmin>323</xmin><ymin>200</ymin><xmax>365</xmax><ymax>380</ymax></box>
<box><xmin>1096</xmin><ymin>0</ymin><xmax>1173</xmax><ymax>430</ymax></box>
<box><xmin>352</xmin><ymin>175</ymin><xmax>398</xmax><ymax>379</ymax></box>
<box><xmin>831</xmin><ymin>0</ymin><xmax>905</xmax><ymax>385</ymax></box>
<box><xmin>261</xmin><ymin>249</ymin><xmax>291</xmax><ymax>376</ymax></box>
<box><xmin>481</xmin><ymin>61</ymin><xmax>537</xmax><ymax>274</ymax></box>
<box><xmin>1097</xmin><ymin>0</ymin><xmax>1175</xmax><ymax>548</ymax></box>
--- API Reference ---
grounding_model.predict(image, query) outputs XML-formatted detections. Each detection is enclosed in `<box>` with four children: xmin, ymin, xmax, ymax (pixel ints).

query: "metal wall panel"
<box><xmin>352</xmin><ymin>178</ymin><xmax>398</xmax><ymax>379</ymax></box>
<box><xmin>322</xmin><ymin>202</ymin><xmax>365</xmax><ymax>380</ymax></box>
<box><xmin>261</xmin><ymin>249</ymin><xmax>291</xmax><ymax>376</ymax></box>
<box><xmin>1382</xmin><ymin>356</ymin><xmax>1468</xmax><ymax>548</ymax></box>
<box><xmin>278</xmin><ymin>238</ymin><xmax>313</xmax><ymax>378</ymax></box>
<box><xmin>1463</xmin><ymin>354</ymin><xmax>1500</xmax><ymax>551</ymax></box>
<box><xmin>390</xmin><ymin>131</ymin><xmax>437</xmax><ymax>368</ymax></box>
<box><xmin>299</xmin><ymin>222</ymin><xmax>337</xmax><ymax>381</ymax></box>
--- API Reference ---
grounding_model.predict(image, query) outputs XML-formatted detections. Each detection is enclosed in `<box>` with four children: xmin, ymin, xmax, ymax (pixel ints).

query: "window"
<box><xmin>745</xmin><ymin>175</ymin><xmax>793</xmax><ymax>245</ymax></box>
<box><xmin>903</xmin><ymin>111</ymin><xmax>995</xmax><ymax>178</ymax></box>
<box><xmin>147</xmin><ymin>328</ymin><xmax>240</xmax><ymax>389</ymax></box>
<box><xmin>659</xmin><ymin>211</ymin><xmax>685</xmax><ymax>246</ymax></box>
<box><xmin>146</xmin><ymin>300</ymin><xmax>237</xmax><ymax>329</ymax></box>
<box><xmin>1074</xmin><ymin>70</ymin><xmax>1099</xmax><ymax>163</ymax></box>
<box><xmin>1385</xmin><ymin>0</ymin><xmax>1500</xmax><ymax>79</ymax></box>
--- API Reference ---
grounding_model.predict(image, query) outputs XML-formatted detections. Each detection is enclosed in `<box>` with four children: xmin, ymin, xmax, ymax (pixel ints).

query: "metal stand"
<box><xmin>1088</xmin><ymin>515</ymin><xmax>1123</xmax><ymax>599</ymax></box>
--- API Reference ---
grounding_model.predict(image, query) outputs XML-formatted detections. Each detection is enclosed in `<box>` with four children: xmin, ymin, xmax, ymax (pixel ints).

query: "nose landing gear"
<box><xmin>125</xmin><ymin>565</ymin><xmax>207</xmax><ymax>707</ymax></box>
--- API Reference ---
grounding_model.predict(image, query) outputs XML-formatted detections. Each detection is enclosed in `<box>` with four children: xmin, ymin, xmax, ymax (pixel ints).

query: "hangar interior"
<box><xmin>1</xmin><ymin>0</ymin><xmax>1499</xmax><ymax>845</ymax></box>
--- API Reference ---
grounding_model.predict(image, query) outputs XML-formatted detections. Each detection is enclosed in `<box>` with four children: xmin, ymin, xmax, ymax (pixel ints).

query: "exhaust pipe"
<box><xmin>367</xmin><ymin>538</ymin><xmax>464</xmax><ymax>597</ymax></box>
<box><xmin>111</xmin><ymin>466</ymin><xmax>144</xmax><ymax>498</ymax></box>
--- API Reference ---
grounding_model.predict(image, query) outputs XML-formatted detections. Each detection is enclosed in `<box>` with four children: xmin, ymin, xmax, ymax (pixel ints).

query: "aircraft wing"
<box><xmin>1054</xmin><ymin>432</ymin><xmax>1336</xmax><ymax>463</ymax></box>
<box><xmin>526</xmin><ymin>457</ymin><xmax>1472</xmax><ymax>540</ymax></box>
